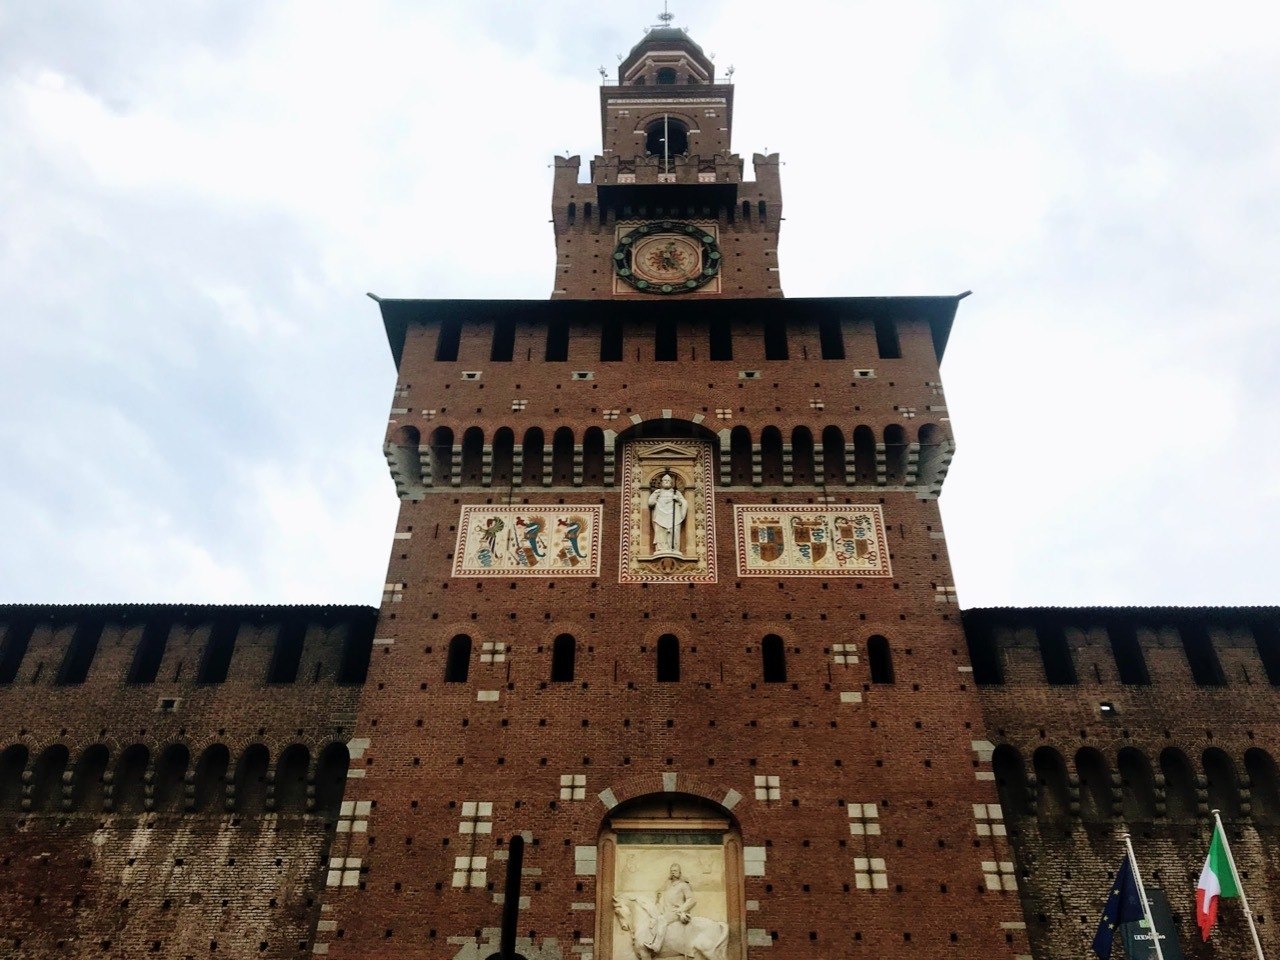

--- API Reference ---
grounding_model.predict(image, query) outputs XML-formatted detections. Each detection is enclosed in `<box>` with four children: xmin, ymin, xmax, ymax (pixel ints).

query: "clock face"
<box><xmin>613</xmin><ymin>221</ymin><xmax>721</xmax><ymax>294</ymax></box>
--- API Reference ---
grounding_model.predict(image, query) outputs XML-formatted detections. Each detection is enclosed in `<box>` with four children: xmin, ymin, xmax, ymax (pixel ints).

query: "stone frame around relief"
<box><xmin>452</xmin><ymin>505</ymin><xmax>602</xmax><ymax>577</ymax></box>
<box><xmin>619</xmin><ymin>440</ymin><xmax>717</xmax><ymax>583</ymax></box>
<box><xmin>732</xmin><ymin>504</ymin><xmax>893</xmax><ymax>578</ymax></box>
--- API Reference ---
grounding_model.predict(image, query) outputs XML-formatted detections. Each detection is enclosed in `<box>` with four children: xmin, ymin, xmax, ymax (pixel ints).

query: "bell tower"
<box><xmin>323</xmin><ymin>15</ymin><xmax>1035</xmax><ymax>960</ymax></box>
<box><xmin>552</xmin><ymin>25</ymin><xmax>782</xmax><ymax>299</ymax></box>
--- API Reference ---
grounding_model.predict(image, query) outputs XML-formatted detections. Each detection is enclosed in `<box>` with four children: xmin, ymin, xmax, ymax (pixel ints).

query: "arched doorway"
<box><xmin>597</xmin><ymin>792</ymin><xmax>745</xmax><ymax>959</ymax></box>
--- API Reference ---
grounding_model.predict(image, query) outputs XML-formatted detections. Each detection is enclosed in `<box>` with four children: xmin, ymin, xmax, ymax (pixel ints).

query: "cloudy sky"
<box><xmin>1</xmin><ymin>1</ymin><xmax>1277</xmax><ymax>609</ymax></box>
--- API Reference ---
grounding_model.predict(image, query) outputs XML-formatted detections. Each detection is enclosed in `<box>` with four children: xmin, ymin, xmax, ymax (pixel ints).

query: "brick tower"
<box><xmin>323</xmin><ymin>22</ymin><xmax>1034</xmax><ymax>960</ymax></box>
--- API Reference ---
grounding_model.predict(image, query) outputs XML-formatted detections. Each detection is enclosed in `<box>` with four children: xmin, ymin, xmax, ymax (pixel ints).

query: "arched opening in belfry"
<box><xmin>656</xmin><ymin>67</ymin><xmax>678</xmax><ymax>84</ymax></box>
<box><xmin>645</xmin><ymin>117</ymin><xmax>688</xmax><ymax>158</ymax></box>
<box><xmin>597</xmin><ymin>792</ymin><xmax>745</xmax><ymax>960</ymax></box>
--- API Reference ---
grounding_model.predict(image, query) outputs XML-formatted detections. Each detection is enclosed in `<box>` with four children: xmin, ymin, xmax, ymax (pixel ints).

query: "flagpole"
<box><xmin>1212</xmin><ymin>809</ymin><xmax>1267</xmax><ymax>960</ymax></box>
<box><xmin>1122</xmin><ymin>833</ymin><xmax>1166</xmax><ymax>960</ymax></box>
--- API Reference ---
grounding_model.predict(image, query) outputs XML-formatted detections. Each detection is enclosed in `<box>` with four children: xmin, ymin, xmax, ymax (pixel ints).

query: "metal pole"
<box><xmin>663</xmin><ymin>112</ymin><xmax>669</xmax><ymax>174</ymax></box>
<box><xmin>1212</xmin><ymin>809</ymin><xmax>1267</xmax><ymax>960</ymax></box>
<box><xmin>1122</xmin><ymin>833</ymin><xmax>1166</xmax><ymax>960</ymax></box>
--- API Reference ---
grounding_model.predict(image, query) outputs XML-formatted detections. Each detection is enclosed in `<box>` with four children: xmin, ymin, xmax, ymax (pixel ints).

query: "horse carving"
<box><xmin>612</xmin><ymin>895</ymin><xmax>729</xmax><ymax>960</ymax></box>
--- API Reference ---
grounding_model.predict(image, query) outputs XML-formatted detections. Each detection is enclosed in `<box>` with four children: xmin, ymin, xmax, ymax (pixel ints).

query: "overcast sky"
<box><xmin>2</xmin><ymin>1</ymin><xmax>1277</xmax><ymax>609</ymax></box>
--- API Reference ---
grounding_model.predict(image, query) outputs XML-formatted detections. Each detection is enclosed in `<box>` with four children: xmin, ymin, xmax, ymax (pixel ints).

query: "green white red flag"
<box><xmin>1195</xmin><ymin>821</ymin><xmax>1239</xmax><ymax>941</ymax></box>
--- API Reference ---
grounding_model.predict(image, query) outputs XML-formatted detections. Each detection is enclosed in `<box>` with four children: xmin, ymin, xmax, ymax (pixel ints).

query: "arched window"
<box><xmin>790</xmin><ymin>427</ymin><xmax>814</xmax><ymax>486</ymax></box>
<box><xmin>852</xmin><ymin>426</ymin><xmax>876</xmax><ymax>485</ymax></box>
<box><xmin>430</xmin><ymin>426</ymin><xmax>455</xmax><ymax>486</ymax></box>
<box><xmin>867</xmin><ymin>635</ymin><xmax>894</xmax><ymax>684</ymax></box>
<box><xmin>551</xmin><ymin>634</ymin><xmax>576</xmax><ymax>683</ymax></box>
<box><xmin>730</xmin><ymin>426</ymin><xmax>752</xmax><ymax>486</ymax></box>
<box><xmin>445</xmin><ymin>635</ymin><xmax>472</xmax><ymax>683</ymax></box>
<box><xmin>234</xmin><ymin>744</ymin><xmax>270</xmax><ymax>815</ymax></box>
<box><xmin>1160</xmin><ymin>748</ymin><xmax>1199</xmax><ymax>821</ymax></box>
<box><xmin>29</xmin><ymin>745</ymin><xmax>68</xmax><ymax>812</ymax></box>
<box><xmin>759</xmin><ymin>427</ymin><xmax>784</xmax><ymax>485</ymax></box>
<box><xmin>1203</xmin><ymin>748</ymin><xmax>1242</xmax><ymax>819</ymax></box>
<box><xmin>491</xmin><ymin>427</ymin><xmax>515</xmax><ymax>488</ymax></box>
<box><xmin>315</xmin><ymin>743</ymin><xmax>350</xmax><ymax>820</ymax></box>
<box><xmin>761</xmin><ymin>635</ymin><xmax>786</xmax><ymax>683</ymax></box>
<box><xmin>821</xmin><ymin>426</ymin><xmax>846</xmax><ymax>486</ymax></box>
<box><xmin>883</xmin><ymin>425</ymin><xmax>907</xmax><ymax>485</ymax></box>
<box><xmin>1245</xmin><ymin>749</ymin><xmax>1280</xmax><ymax>823</ymax></box>
<box><xmin>582</xmin><ymin>427</ymin><xmax>606</xmax><ymax>486</ymax></box>
<box><xmin>992</xmin><ymin>746</ymin><xmax>1030</xmax><ymax>819</ymax></box>
<box><xmin>71</xmin><ymin>744</ymin><xmax>110</xmax><ymax>812</ymax></box>
<box><xmin>193</xmin><ymin>744</ymin><xmax>230</xmax><ymax>813</ymax></box>
<box><xmin>522</xmin><ymin>428</ymin><xmax>545</xmax><ymax>487</ymax></box>
<box><xmin>1075</xmin><ymin>748</ymin><xmax>1112</xmax><ymax>822</ymax></box>
<box><xmin>0</xmin><ymin>744</ymin><xmax>27</xmax><ymax>811</ymax></box>
<box><xmin>1033</xmin><ymin>747</ymin><xmax>1071</xmax><ymax>822</ymax></box>
<box><xmin>275</xmin><ymin>744</ymin><xmax>310</xmax><ymax>813</ymax></box>
<box><xmin>1117</xmin><ymin>747</ymin><xmax>1157</xmax><ymax>822</ymax></box>
<box><xmin>113</xmin><ymin>744</ymin><xmax>149</xmax><ymax>813</ymax></box>
<box><xmin>656</xmin><ymin>67</ymin><xmax>677</xmax><ymax>84</ymax></box>
<box><xmin>552</xmin><ymin>427</ymin><xmax>575</xmax><ymax>485</ymax></box>
<box><xmin>645</xmin><ymin>117</ymin><xmax>688</xmax><ymax>157</ymax></box>
<box><xmin>567</xmin><ymin>201</ymin><xmax>576</xmax><ymax>224</ymax></box>
<box><xmin>461</xmin><ymin>427</ymin><xmax>485</xmax><ymax>485</ymax></box>
<box><xmin>153</xmin><ymin>744</ymin><xmax>189</xmax><ymax>813</ymax></box>
<box><xmin>656</xmin><ymin>634</ymin><xmax>680</xmax><ymax>682</ymax></box>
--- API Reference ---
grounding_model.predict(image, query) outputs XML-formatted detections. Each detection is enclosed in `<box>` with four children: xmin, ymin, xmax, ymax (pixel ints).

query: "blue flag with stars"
<box><xmin>1093</xmin><ymin>853</ymin><xmax>1145</xmax><ymax>958</ymax></box>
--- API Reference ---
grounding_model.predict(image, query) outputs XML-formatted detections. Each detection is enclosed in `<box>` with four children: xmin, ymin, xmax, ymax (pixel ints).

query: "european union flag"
<box><xmin>1093</xmin><ymin>854</ymin><xmax>1145</xmax><ymax>958</ymax></box>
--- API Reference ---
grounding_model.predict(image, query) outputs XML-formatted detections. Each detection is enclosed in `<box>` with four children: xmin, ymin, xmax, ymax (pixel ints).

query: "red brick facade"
<box><xmin>1</xmin><ymin>22</ymin><xmax>1276</xmax><ymax>960</ymax></box>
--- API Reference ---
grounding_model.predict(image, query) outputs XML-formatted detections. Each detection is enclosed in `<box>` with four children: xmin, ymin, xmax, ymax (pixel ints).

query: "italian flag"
<box><xmin>1195</xmin><ymin>821</ymin><xmax>1239</xmax><ymax>941</ymax></box>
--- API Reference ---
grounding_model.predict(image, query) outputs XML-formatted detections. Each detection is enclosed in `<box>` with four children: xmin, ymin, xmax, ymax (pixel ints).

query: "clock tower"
<box><xmin>322</xmin><ymin>20</ymin><xmax>1035</xmax><ymax>960</ymax></box>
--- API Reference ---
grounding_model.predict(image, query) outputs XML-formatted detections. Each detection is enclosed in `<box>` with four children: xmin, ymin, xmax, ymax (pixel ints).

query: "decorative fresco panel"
<box><xmin>619</xmin><ymin>440</ymin><xmax>717</xmax><ymax>583</ymax></box>
<box><xmin>733</xmin><ymin>505</ymin><xmax>892</xmax><ymax>578</ymax></box>
<box><xmin>452</xmin><ymin>506</ymin><xmax>602</xmax><ymax>577</ymax></box>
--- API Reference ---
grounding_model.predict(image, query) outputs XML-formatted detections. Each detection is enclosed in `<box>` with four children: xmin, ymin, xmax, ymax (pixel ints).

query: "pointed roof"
<box><xmin>618</xmin><ymin>26</ymin><xmax>715</xmax><ymax>82</ymax></box>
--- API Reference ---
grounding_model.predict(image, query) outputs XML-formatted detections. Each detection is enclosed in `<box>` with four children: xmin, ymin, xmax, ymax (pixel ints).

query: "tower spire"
<box><xmin>654</xmin><ymin>2</ymin><xmax>674</xmax><ymax>27</ymax></box>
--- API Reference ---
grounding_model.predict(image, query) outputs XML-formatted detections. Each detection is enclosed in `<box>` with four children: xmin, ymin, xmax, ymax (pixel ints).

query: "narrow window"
<box><xmin>435</xmin><ymin>318</ymin><xmax>461</xmax><ymax>361</ymax></box>
<box><xmin>337</xmin><ymin>616</ymin><xmax>375</xmax><ymax>685</ymax></box>
<box><xmin>655</xmin><ymin>317</ymin><xmax>678</xmax><ymax>361</ymax></box>
<box><xmin>709</xmin><ymin>317</ymin><xmax>732</xmax><ymax>360</ymax></box>
<box><xmin>491</xmin><ymin>317</ymin><xmax>515</xmax><ymax>362</ymax></box>
<box><xmin>742</xmin><ymin>200</ymin><xmax>750</xmax><ymax>221</ymax></box>
<box><xmin>567</xmin><ymin>201</ymin><xmax>576</xmax><ymax>224</ymax></box>
<box><xmin>1180</xmin><ymin>623</ymin><xmax>1226</xmax><ymax>686</ymax></box>
<box><xmin>584</xmin><ymin>201</ymin><xmax>593</xmax><ymax>222</ymax></box>
<box><xmin>56</xmin><ymin>619</ymin><xmax>103</xmax><ymax>685</ymax></box>
<box><xmin>818</xmin><ymin>317</ymin><xmax>845</xmax><ymax>359</ymax></box>
<box><xmin>1252</xmin><ymin>621</ymin><xmax>1280</xmax><ymax>685</ymax></box>
<box><xmin>1037</xmin><ymin>623</ymin><xmax>1077</xmax><ymax>685</ymax></box>
<box><xmin>758</xmin><ymin>200</ymin><xmax>767</xmax><ymax>221</ymax></box>
<box><xmin>762</xmin><ymin>635</ymin><xmax>786</xmax><ymax>683</ymax></box>
<box><xmin>267</xmin><ymin>620</ymin><xmax>306</xmax><ymax>684</ymax></box>
<box><xmin>601</xmin><ymin>319</ymin><xmax>624</xmax><ymax>362</ymax></box>
<box><xmin>763</xmin><ymin>317</ymin><xmax>788</xmax><ymax>360</ymax></box>
<box><xmin>197</xmin><ymin>620</ymin><xmax>238</xmax><ymax>684</ymax></box>
<box><xmin>546</xmin><ymin>318</ymin><xmax>569</xmax><ymax>362</ymax></box>
<box><xmin>127</xmin><ymin>619</ymin><xmax>169</xmax><ymax>684</ymax></box>
<box><xmin>656</xmin><ymin>634</ymin><xmax>680</xmax><ymax>682</ymax></box>
<box><xmin>0</xmin><ymin>619</ymin><xmax>35</xmax><ymax>684</ymax></box>
<box><xmin>868</xmin><ymin>635</ymin><xmax>894</xmax><ymax>683</ymax></box>
<box><xmin>551</xmin><ymin>634</ymin><xmax>576</xmax><ymax>682</ymax></box>
<box><xmin>873</xmin><ymin>317</ymin><xmax>901</xmax><ymax>358</ymax></box>
<box><xmin>1107</xmin><ymin>621</ymin><xmax>1150</xmax><ymax>685</ymax></box>
<box><xmin>445</xmin><ymin>634</ymin><xmax>472</xmax><ymax>683</ymax></box>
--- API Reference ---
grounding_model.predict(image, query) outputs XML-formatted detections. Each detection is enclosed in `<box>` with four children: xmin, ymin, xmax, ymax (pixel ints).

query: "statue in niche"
<box><xmin>647</xmin><ymin>471</ymin><xmax>688</xmax><ymax>557</ymax></box>
<box><xmin>613</xmin><ymin>862</ymin><xmax>728</xmax><ymax>960</ymax></box>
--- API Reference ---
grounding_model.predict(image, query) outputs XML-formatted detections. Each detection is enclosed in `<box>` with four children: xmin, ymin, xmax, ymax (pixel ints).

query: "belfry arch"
<box><xmin>597</xmin><ymin>792</ymin><xmax>745</xmax><ymax>960</ymax></box>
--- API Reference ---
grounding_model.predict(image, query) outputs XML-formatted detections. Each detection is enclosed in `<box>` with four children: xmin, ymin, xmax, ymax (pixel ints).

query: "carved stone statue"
<box><xmin>648</xmin><ymin>472</ymin><xmax>688</xmax><ymax>556</ymax></box>
<box><xmin>612</xmin><ymin>862</ymin><xmax>728</xmax><ymax>960</ymax></box>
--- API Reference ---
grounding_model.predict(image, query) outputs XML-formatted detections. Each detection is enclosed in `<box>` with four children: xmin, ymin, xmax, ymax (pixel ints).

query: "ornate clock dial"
<box><xmin>613</xmin><ymin>221</ymin><xmax>721</xmax><ymax>294</ymax></box>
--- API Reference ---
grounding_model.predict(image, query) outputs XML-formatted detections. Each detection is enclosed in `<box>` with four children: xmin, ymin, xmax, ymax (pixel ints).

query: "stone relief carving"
<box><xmin>619</xmin><ymin>441</ymin><xmax>716</xmax><ymax>583</ymax></box>
<box><xmin>452</xmin><ymin>505</ymin><xmax>602</xmax><ymax>577</ymax></box>
<box><xmin>612</xmin><ymin>856</ymin><xmax>730</xmax><ymax>960</ymax></box>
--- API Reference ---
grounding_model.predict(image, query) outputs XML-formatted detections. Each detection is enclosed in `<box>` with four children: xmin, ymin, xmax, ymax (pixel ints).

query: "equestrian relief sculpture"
<box><xmin>613</xmin><ymin>863</ymin><xmax>729</xmax><ymax>960</ymax></box>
